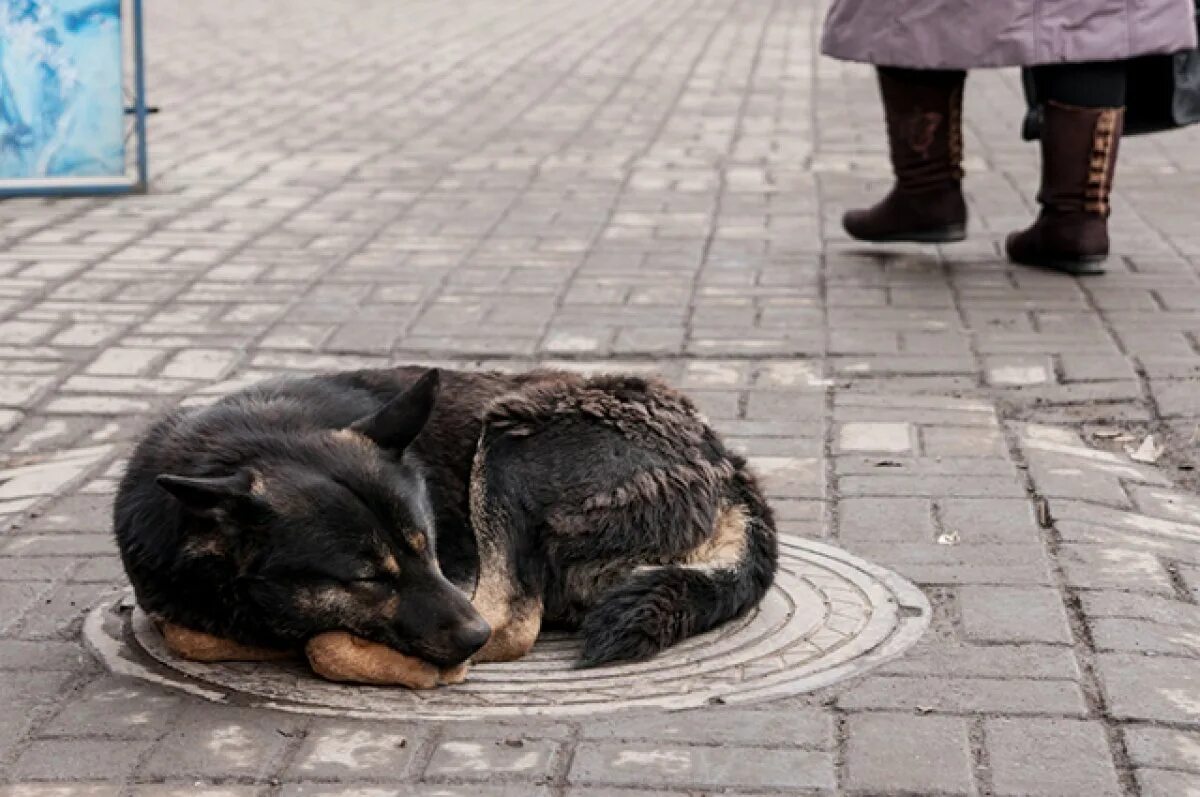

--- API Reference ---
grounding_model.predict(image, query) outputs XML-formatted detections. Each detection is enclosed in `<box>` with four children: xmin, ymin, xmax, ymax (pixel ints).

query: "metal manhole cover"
<box><xmin>85</xmin><ymin>538</ymin><xmax>929</xmax><ymax>719</ymax></box>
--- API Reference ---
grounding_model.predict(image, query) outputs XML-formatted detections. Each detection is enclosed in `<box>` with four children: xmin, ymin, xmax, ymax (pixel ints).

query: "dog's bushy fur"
<box><xmin>114</xmin><ymin>366</ymin><xmax>778</xmax><ymax>668</ymax></box>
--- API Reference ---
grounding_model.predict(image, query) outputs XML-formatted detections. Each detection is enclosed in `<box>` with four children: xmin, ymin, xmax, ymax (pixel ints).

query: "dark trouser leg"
<box><xmin>1032</xmin><ymin>61</ymin><xmax>1128</xmax><ymax>108</ymax></box>
<box><xmin>879</xmin><ymin>66</ymin><xmax>968</xmax><ymax>90</ymax></box>
<box><xmin>1006</xmin><ymin>60</ymin><xmax>1127</xmax><ymax>274</ymax></box>
<box><xmin>842</xmin><ymin>67</ymin><xmax>969</xmax><ymax>243</ymax></box>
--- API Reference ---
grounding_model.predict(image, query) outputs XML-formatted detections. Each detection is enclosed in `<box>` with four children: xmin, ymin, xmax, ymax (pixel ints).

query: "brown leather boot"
<box><xmin>843</xmin><ymin>69</ymin><xmax>968</xmax><ymax>243</ymax></box>
<box><xmin>1006</xmin><ymin>101</ymin><xmax>1124</xmax><ymax>275</ymax></box>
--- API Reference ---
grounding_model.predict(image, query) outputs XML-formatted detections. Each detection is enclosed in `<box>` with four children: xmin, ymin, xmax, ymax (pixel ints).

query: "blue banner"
<box><xmin>0</xmin><ymin>0</ymin><xmax>125</xmax><ymax>179</ymax></box>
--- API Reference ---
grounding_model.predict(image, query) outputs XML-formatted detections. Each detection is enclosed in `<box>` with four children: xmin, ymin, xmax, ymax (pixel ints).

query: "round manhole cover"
<box><xmin>85</xmin><ymin>538</ymin><xmax>929</xmax><ymax>719</ymax></box>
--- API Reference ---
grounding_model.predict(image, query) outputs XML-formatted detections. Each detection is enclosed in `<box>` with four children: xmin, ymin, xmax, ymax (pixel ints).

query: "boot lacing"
<box><xmin>1085</xmin><ymin>109</ymin><xmax>1119</xmax><ymax>215</ymax></box>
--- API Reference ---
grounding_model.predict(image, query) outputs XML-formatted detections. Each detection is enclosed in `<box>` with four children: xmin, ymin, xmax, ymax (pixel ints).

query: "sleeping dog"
<box><xmin>114</xmin><ymin>366</ymin><xmax>778</xmax><ymax>686</ymax></box>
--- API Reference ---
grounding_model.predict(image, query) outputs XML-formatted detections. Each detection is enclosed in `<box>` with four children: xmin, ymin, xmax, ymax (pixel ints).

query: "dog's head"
<box><xmin>155</xmin><ymin>369</ymin><xmax>491</xmax><ymax>667</ymax></box>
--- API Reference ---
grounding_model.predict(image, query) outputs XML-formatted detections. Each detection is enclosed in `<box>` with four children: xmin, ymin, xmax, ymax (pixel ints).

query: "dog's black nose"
<box><xmin>453</xmin><ymin>617</ymin><xmax>492</xmax><ymax>658</ymax></box>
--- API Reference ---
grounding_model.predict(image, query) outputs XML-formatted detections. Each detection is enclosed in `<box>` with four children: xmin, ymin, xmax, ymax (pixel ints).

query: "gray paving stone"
<box><xmin>986</xmin><ymin>718</ymin><xmax>1121</xmax><ymax>796</ymax></box>
<box><xmin>837</xmin><ymin>457</ymin><xmax>1017</xmax><ymax>477</ymax></box>
<box><xmin>40</xmin><ymin>679</ymin><xmax>180</xmax><ymax>739</ymax></box>
<box><xmin>568</xmin><ymin>742</ymin><xmax>835</xmax><ymax>791</ymax></box>
<box><xmin>286</xmin><ymin>721</ymin><xmax>424</xmax><ymax>780</ymax></box>
<box><xmin>18</xmin><ymin>582</ymin><xmax>115</xmax><ymax>638</ymax></box>
<box><xmin>838</xmin><ymin>675</ymin><xmax>1088</xmax><ymax>716</ymax></box>
<box><xmin>1090</xmin><ymin>617</ymin><xmax>1200</xmax><ymax>657</ymax></box>
<box><xmin>843</xmin><ymin>541</ymin><xmax>1055</xmax><ymax>585</ymax></box>
<box><xmin>579</xmin><ymin>708</ymin><xmax>832</xmax><ymax>748</ymax></box>
<box><xmin>565</xmin><ymin>790</ymin><xmax>708</xmax><ymax>797</ymax></box>
<box><xmin>423</xmin><ymin>738</ymin><xmax>558</xmax><ymax>781</ymax></box>
<box><xmin>283</xmin><ymin>788</ymin><xmax>550</xmax><ymax>797</ymax></box>
<box><xmin>1058</xmin><ymin>544</ymin><xmax>1176</xmax><ymax>594</ymax></box>
<box><xmin>0</xmin><ymin>582</ymin><xmax>53</xmax><ymax>631</ymax></box>
<box><xmin>0</xmin><ymin>556</ymin><xmax>80</xmax><ymax>582</ymax></box>
<box><xmin>838</xmin><ymin>497</ymin><xmax>933</xmax><ymax>542</ymax></box>
<box><xmin>838</xmin><ymin>421</ymin><xmax>913</xmax><ymax>454</ymax></box>
<box><xmin>1026</xmin><ymin>456</ymin><xmax>1132</xmax><ymax>507</ymax></box>
<box><xmin>1081</xmin><ymin>590</ymin><xmax>1200</xmax><ymax>630</ymax></box>
<box><xmin>845</xmin><ymin>713</ymin><xmax>973</xmax><ymax>794</ymax></box>
<box><xmin>160</xmin><ymin>349</ymin><xmax>238</xmax><ymax>380</ymax></box>
<box><xmin>920</xmin><ymin>425</ymin><xmax>1005</xmax><ymax>457</ymax></box>
<box><xmin>1</xmin><ymin>535</ymin><xmax>116</xmax><ymax>557</ymax></box>
<box><xmin>12</xmin><ymin>738</ymin><xmax>151</xmax><ymax>781</ymax></box>
<box><xmin>140</xmin><ymin>706</ymin><xmax>303</xmax><ymax>780</ymax></box>
<box><xmin>878</xmin><ymin>642</ymin><xmax>1081</xmax><ymax>680</ymax></box>
<box><xmin>0</xmin><ymin>786</ymin><xmax>121</xmax><ymax>797</ymax></box>
<box><xmin>1136</xmin><ymin>769</ymin><xmax>1200</xmax><ymax>797</ymax></box>
<box><xmin>839</xmin><ymin>474</ymin><xmax>1027</xmax><ymax>499</ymax></box>
<box><xmin>1054</xmin><ymin>520</ymin><xmax>1200</xmax><ymax>564</ymax></box>
<box><xmin>744</xmin><ymin>392</ymin><xmax>827</xmax><ymax>422</ymax></box>
<box><xmin>84</xmin><ymin>348</ymin><xmax>165</xmax><ymax>376</ymax></box>
<box><xmin>1125</xmin><ymin>726</ymin><xmax>1200</xmax><ymax>773</ymax></box>
<box><xmin>936</xmin><ymin>498</ymin><xmax>1043</xmax><ymax>544</ymax></box>
<box><xmin>0</xmin><ymin>640</ymin><xmax>89</xmax><ymax>671</ymax></box>
<box><xmin>130</xmin><ymin>787</ymin><xmax>264</xmax><ymax>797</ymax></box>
<box><xmin>1058</xmin><ymin>353</ymin><xmax>1139</xmax><ymax>382</ymax></box>
<box><xmin>1097</xmin><ymin>654</ymin><xmax>1200</xmax><ymax>723</ymax></box>
<box><xmin>958</xmin><ymin>585</ymin><xmax>1073</xmax><ymax>644</ymax></box>
<box><xmin>1181</xmin><ymin>563</ymin><xmax>1200</xmax><ymax>603</ymax></box>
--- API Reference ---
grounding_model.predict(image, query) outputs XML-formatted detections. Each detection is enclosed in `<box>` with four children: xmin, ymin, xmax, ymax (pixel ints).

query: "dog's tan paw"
<box><xmin>161</xmin><ymin>622</ymin><xmax>293</xmax><ymax>663</ymax></box>
<box><xmin>439</xmin><ymin>662</ymin><xmax>470</xmax><ymax>685</ymax></box>
<box><xmin>472</xmin><ymin>607</ymin><xmax>541</xmax><ymax>663</ymax></box>
<box><xmin>305</xmin><ymin>631</ymin><xmax>440</xmax><ymax>689</ymax></box>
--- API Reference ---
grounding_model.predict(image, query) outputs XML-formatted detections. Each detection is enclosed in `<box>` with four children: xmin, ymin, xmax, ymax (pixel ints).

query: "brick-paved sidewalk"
<box><xmin>3</xmin><ymin>0</ymin><xmax>1200</xmax><ymax>794</ymax></box>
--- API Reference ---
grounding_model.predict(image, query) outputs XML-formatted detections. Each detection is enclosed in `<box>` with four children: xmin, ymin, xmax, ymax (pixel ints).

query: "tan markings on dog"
<box><xmin>249</xmin><ymin>469</ymin><xmax>267</xmax><ymax>498</ymax></box>
<box><xmin>470</xmin><ymin>561</ymin><xmax>513</xmax><ymax>633</ymax></box>
<box><xmin>331</xmin><ymin>427</ymin><xmax>374</xmax><ymax>449</ymax></box>
<box><xmin>438</xmin><ymin>662</ymin><xmax>471</xmax><ymax>685</ymax></box>
<box><xmin>294</xmin><ymin>585</ymin><xmax>358</xmax><ymax>619</ymax></box>
<box><xmin>250</xmin><ymin>471</ymin><xmax>320</xmax><ymax>517</ymax></box>
<box><xmin>581</xmin><ymin>459</ymin><xmax>734</xmax><ymax>512</ymax></box>
<box><xmin>468</xmin><ymin>438</ymin><xmax>543</xmax><ymax>663</ymax></box>
<box><xmin>467</xmin><ymin>443</ymin><xmax>512</xmax><ymax>627</ymax></box>
<box><xmin>473</xmin><ymin>595</ymin><xmax>543</xmax><ymax>663</ymax></box>
<box><xmin>159</xmin><ymin>621</ymin><xmax>294</xmax><ymax>662</ymax></box>
<box><xmin>306</xmin><ymin>631</ymin><xmax>439</xmax><ymax>689</ymax></box>
<box><xmin>382</xmin><ymin>553</ymin><xmax>400</xmax><ymax>574</ymax></box>
<box><xmin>181</xmin><ymin>534</ymin><xmax>226</xmax><ymax>558</ymax></box>
<box><xmin>682</xmin><ymin>503</ymin><xmax>748</xmax><ymax>570</ymax></box>
<box><xmin>381</xmin><ymin>595</ymin><xmax>400</xmax><ymax>615</ymax></box>
<box><xmin>407</xmin><ymin>534</ymin><xmax>427</xmax><ymax>554</ymax></box>
<box><xmin>560</xmin><ymin>559</ymin><xmax>638</xmax><ymax>609</ymax></box>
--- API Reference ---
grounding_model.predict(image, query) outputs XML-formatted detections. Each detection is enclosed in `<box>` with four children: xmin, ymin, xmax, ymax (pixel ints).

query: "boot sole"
<box><xmin>1009</xmin><ymin>253</ymin><xmax>1107</xmax><ymax>276</ymax></box>
<box><xmin>848</xmin><ymin>224</ymin><xmax>967</xmax><ymax>244</ymax></box>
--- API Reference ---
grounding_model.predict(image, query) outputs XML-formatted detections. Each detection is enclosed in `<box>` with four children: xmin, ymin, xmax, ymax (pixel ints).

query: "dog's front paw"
<box><xmin>439</xmin><ymin>662</ymin><xmax>470</xmax><ymax>685</ymax></box>
<box><xmin>306</xmin><ymin>632</ymin><xmax>440</xmax><ymax>689</ymax></box>
<box><xmin>160</xmin><ymin>621</ymin><xmax>294</xmax><ymax>663</ymax></box>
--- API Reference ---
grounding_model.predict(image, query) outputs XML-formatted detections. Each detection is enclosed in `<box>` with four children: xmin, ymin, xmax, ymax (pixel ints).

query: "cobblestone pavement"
<box><xmin>3</xmin><ymin>0</ymin><xmax>1200</xmax><ymax>794</ymax></box>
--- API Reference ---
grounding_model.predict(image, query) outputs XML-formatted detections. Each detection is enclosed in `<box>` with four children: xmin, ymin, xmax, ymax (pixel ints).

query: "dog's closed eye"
<box><xmin>349</xmin><ymin>574</ymin><xmax>391</xmax><ymax>585</ymax></box>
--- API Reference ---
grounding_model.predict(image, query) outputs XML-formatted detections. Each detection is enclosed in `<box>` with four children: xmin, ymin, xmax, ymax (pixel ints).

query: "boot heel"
<box><xmin>907</xmin><ymin>223</ymin><xmax>966</xmax><ymax>244</ymax></box>
<box><xmin>1041</xmin><ymin>254</ymin><xmax>1107</xmax><ymax>276</ymax></box>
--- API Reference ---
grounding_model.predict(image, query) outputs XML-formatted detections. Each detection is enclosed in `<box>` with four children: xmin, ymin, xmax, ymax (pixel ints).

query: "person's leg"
<box><xmin>1007</xmin><ymin>61</ymin><xmax>1127</xmax><ymax>274</ymax></box>
<box><xmin>842</xmin><ymin>67</ymin><xmax>968</xmax><ymax>243</ymax></box>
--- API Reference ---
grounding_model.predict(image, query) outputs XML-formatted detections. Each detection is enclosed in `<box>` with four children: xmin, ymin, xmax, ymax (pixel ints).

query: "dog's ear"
<box><xmin>156</xmin><ymin>472</ymin><xmax>255</xmax><ymax>516</ymax></box>
<box><xmin>350</xmin><ymin>368</ymin><xmax>440</xmax><ymax>452</ymax></box>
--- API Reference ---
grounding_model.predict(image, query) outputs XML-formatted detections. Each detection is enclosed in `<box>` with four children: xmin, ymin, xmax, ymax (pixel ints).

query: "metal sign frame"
<box><xmin>0</xmin><ymin>0</ymin><xmax>149</xmax><ymax>197</ymax></box>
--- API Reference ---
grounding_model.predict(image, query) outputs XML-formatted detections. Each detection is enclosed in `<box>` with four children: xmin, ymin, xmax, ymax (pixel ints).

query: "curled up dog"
<box><xmin>114</xmin><ymin>366</ymin><xmax>779</xmax><ymax>687</ymax></box>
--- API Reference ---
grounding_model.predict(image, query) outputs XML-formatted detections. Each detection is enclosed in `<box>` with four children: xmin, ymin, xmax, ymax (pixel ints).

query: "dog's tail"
<box><xmin>577</xmin><ymin>464</ymin><xmax>778</xmax><ymax>668</ymax></box>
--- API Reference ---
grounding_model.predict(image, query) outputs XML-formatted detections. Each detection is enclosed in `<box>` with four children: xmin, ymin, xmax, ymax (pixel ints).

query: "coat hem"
<box><xmin>820</xmin><ymin>45</ymin><xmax>1198</xmax><ymax>71</ymax></box>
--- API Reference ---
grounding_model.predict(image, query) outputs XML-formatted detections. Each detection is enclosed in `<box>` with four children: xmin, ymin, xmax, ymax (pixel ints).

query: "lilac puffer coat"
<box><xmin>822</xmin><ymin>0</ymin><xmax>1198</xmax><ymax>69</ymax></box>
